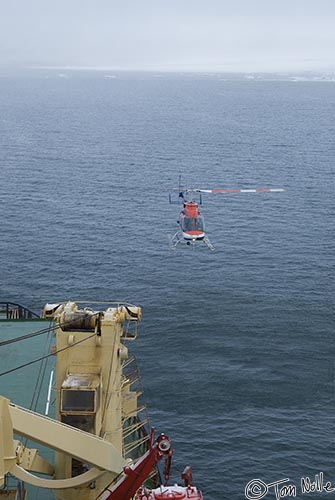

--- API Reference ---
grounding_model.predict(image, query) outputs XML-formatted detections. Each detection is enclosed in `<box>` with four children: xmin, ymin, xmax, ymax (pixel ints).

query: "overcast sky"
<box><xmin>1</xmin><ymin>0</ymin><xmax>335</xmax><ymax>72</ymax></box>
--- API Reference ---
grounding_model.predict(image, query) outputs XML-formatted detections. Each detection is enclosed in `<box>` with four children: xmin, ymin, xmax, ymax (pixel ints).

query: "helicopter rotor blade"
<box><xmin>190</xmin><ymin>188</ymin><xmax>285</xmax><ymax>194</ymax></box>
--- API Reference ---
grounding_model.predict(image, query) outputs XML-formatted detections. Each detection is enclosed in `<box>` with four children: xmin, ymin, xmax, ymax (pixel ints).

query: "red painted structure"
<box><xmin>101</xmin><ymin>434</ymin><xmax>171</xmax><ymax>500</ymax></box>
<box><xmin>183</xmin><ymin>202</ymin><xmax>199</xmax><ymax>218</ymax></box>
<box><xmin>99</xmin><ymin>433</ymin><xmax>203</xmax><ymax>500</ymax></box>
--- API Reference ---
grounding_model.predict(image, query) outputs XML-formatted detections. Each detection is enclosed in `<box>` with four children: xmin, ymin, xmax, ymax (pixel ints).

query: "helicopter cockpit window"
<box><xmin>183</xmin><ymin>217</ymin><xmax>204</xmax><ymax>231</ymax></box>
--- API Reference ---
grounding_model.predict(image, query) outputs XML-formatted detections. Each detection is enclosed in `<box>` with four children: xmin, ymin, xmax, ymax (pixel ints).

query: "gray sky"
<box><xmin>1</xmin><ymin>0</ymin><xmax>335</xmax><ymax>72</ymax></box>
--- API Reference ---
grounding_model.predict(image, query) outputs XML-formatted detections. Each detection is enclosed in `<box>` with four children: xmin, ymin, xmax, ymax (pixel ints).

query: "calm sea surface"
<box><xmin>0</xmin><ymin>71</ymin><xmax>334</xmax><ymax>499</ymax></box>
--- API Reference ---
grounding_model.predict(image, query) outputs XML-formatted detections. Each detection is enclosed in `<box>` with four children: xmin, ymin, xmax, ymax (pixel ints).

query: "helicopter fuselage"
<box><xmin>179</xmin><ymin>201</ymin><xmax>205</xmax><ymax>242</ymax></box>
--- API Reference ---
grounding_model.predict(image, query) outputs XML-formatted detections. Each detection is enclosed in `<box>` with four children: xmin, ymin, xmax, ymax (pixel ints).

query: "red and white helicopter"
<box><xmin>169</xmin><ymin>177</ymin><xmax>284</xmax><ymax>251</ymax></box>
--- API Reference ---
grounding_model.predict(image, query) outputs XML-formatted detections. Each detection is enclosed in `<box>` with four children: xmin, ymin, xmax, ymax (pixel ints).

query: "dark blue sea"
<box><xmin>0</xmin><ymin>71</ymin><xmax>334</xmax><ymax>500</ymax></box>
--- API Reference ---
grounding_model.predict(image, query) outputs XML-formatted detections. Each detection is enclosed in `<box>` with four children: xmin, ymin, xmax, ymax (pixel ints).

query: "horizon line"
<box><xmin>19</xmin><ymin>65</ymin><xmax>335</xmax><ymax>74</ymax></box>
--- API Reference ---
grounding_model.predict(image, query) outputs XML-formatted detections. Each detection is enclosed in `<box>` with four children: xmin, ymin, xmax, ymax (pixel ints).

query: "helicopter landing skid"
<box><xmin>203</xmin><ymin>235</ymin><xmax>215</xmax><ymax>251</ymax></box>
<box><xmin>169</xmin><ymin>231</ymin><xmax>215</xmax><ymax>251</ymax></box>
<box><xmin>170</xmin><ymin>231</ymin><xmax>182</xmax><ymax>250</ymax></box>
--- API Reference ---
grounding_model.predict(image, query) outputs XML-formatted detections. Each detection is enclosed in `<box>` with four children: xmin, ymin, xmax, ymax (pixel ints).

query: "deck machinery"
<box><xmin>0</xmin><ymin>301</ymin><xmax>203</xmax><ymax>499</ymax></box>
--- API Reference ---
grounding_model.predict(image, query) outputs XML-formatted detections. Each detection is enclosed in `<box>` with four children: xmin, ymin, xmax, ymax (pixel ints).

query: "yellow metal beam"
<box><xmin>17</xmin><ymin>445</ymin><xmax>54</xmax><ymax>476</ymax></box>
<box><xmin>0</xmin><ymin>397</ymin><xmax>16</xmax><ymax>486</ymax></box>
<box><xmin>9</xmin><ymin>403</ymin><xmax>126</xmax><ymax>473</ymax></box>
<box><xmin>12</xmin><ymin>464</ymin><xmax>105</xmax><ymax>489</ymax></box>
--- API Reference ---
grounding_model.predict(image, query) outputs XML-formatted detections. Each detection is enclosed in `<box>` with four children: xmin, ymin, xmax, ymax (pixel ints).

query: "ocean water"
<box><xmin>0</xmin><ymin>71</ymin><xmax>334</xmax><ymax>500</ymax></box>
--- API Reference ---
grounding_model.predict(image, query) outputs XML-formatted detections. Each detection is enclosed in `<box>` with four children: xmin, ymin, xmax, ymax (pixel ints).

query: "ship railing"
<box><xmin>14</xmin><ymin>481</ymin><xmax>26</xmax><ymax>500</ymax></box>
<box><xmin>122</xmin><ymin>405</ymin><xmax>147</xmax><ymax>423</ymax></box>
<box><xmin>121</xmin><ymin>354</ymin><xmax>151</xmax><ymax>460</ymax></box>
<box><xmin>0</xmin><ymin>302</ymin><xmax>40</xmax><ymax>320</ymax></box>
<box><xmin>122</xmin><ymin>320</ymin><xmax>138</xmax><ymax>340</ymax></box>
<box><xmin>122</xmin><ymin>356</ymin><xmax>136</xmax><ymax>369</ymax></box>
<box><xmin>122</xmin><ymin>373</ymin><xmax>141</xmax><ymax>389</ymax></box>
<box><xmin>121</xmin><ymin>358</ymin><xmax>142</xmax><ymax>390</ymax></box>
<box><xmin>123</xmin><ymin>434</ymin><xmax>151</xmax><ymax>456</ymax></box>
<box><xmin>123</xmin><ymin>416</ymin><xmax>150</xmax><ymax>439</ymax></box>
<box><xmin>0</xmin><ymin>477</ymin><xmax>26</xmax><ymax>500</ymax></box>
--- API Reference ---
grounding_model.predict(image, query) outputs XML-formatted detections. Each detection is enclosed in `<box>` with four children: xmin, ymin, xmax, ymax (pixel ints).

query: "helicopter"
<box><xmin>169</xmin><ymin>177</ymin><xmax>285</xmax><ymax>251</ymax></box>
